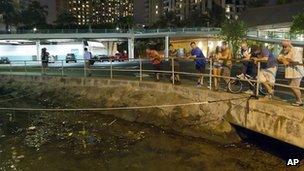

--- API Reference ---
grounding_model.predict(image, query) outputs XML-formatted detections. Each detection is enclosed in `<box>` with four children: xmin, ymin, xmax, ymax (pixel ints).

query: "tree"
<box><xmin>116</xmin><ymin>16</ymin><xmax>134</xmax><ymax>29</ymax></box>
<box><xmin>246</xmin><ymin>0</ymin><xmax>269</xmax><ymax>7</ymax></box>
<box><xmin>290</xmin><ymin>13</ymin><xmax>304</xmax><ymax>34</ymax></box>
<box><xmin>220</xmin><ymin>19</ymin><xmax>247</xmax><ymax>58</ymax></box>
<box><xmin>209</xmin><ymin>3</ymin><xmax>225</xmax><ymax>27</ymax></box>
<box><xmin>0</xmin><ymin>0</ymin><xmax>19</xmax><ymax>31</ymax></box>
<box><xmin>276</xmin><ymin>0</ymin><xmax>294</xmax><ymax>5</ymax></box>
<box><xmin>21</xmin><ymin>1</ymin><xmax>48</xmax><ymax>28</ymax></box>
<box><xmin>152</xmin><ymin>11</ymin><xmax>180</xmax><ymax>28</ymax></box>
<box><xmin>186</xmin><ymin>9</ymin><xmax>212</xmax><ymax>27</ymax></box>
<box><xmin>55</xmin><ymin>11</ymin><xmax>78</xmax><ymax>28</ymax></box>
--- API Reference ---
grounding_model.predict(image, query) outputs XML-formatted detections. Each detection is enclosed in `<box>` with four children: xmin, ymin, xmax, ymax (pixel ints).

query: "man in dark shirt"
<box><xmin>254</xmin><ymin>46</ymin><xmax>278</xmax><ymax>97</ymax></box>
<box><xmin>190</xmin><ymin>42</ymin><xmax>206</xmax><ymax>87</ymax></box>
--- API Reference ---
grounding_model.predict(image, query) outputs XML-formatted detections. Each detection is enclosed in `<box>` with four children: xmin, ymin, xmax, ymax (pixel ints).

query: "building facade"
<box><xmin>63</xmin><ymin>0</ymin><xmax>133</xmax><ymax>26</ymax></box>
<box><xmin>142</xmin><ymin>0</ymin><xmax>246</xmax><ymax>25</ymax></box>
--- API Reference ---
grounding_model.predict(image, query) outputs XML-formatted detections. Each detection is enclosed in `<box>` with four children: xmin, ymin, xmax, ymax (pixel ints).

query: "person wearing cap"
<box><xmin>278</xmin><ymin>40</ymin><xmax>304</xmax><ymax>106</ymax></box>
<box><xmin>252</xmin><ymin>46</ymin><xmax>278</xmax><ymax>97</ymax></box>
<box><xmin>41</xmin><ymin>47</ymin><xmax>49</xmax><ymax>75</ymax></box>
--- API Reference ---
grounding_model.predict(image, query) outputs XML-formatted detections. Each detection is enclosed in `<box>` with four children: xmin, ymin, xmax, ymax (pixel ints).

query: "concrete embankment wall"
<box><xmin>0</xmin><ymin>75</ymin><xmax>303</xmax><ymax>148</ymax></box>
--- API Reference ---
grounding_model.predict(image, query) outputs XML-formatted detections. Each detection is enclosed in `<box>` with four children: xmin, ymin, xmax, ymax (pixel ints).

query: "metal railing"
<box><xmin>0</xmin><ymin>58</ymin><xmax>303</xmax><ymax>102</ymax></box>
<box><xmin>0</xmin><ymin>27</ymin><xmax>303</xmax><ymax>41</ymax></box>
<box><xmin>0</xmin><ymin>27</ymin><xmax>221</xmax><ymax>35</ymax></box>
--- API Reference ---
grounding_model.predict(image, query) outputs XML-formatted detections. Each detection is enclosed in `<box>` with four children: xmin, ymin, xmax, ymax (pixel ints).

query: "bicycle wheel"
<box><xmin>228</xmin><ymin>80</ymin><xmax>243</xmax><ymax>94</ymax></box>
<box><xmin>258</xmin><ymin>84</ymin><xmax>268</xmax><ymax>96</ymax></box>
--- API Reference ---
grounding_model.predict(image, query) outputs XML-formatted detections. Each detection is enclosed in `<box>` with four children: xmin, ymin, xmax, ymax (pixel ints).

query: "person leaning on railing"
<box><xmin>189</xmin><ymin>42</ymin><xmax>206</xmax><ymax>87</ymax></box>
<box><xmin>252</xmin><ymin>46</ymin><xmax>278</xmax><ymax>98</ymax></box>
<box><xmin>240</xmin><ymin>42</ymin><xmax>256</xmax><ymax>78</ymax></box>
<box><xmin>219</xmin><ymin>42</ymin><xmax>232</xmax><ymax>85</ymax></box>
<box><xmin>146</xmin><ymin>47</ymin><xmax>164</xmax><ymax>81</ymax></box>
<box><xmin>169</xmin><ymin>44</ymin><xmax>181</xmax><ymax>84</ymax></box>
<box><xmin>277</xmin><ymin>40</ymin><xmax>304</xmax><ymax>107</ymax></box>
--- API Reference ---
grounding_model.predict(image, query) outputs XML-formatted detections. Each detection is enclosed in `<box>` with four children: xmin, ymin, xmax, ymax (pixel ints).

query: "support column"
<box><xmin>165</xmin><ymin>36</ymin><xmax>169</xmax><ymax>59</ymax></box>
<box><xmin>128</xmin><ymin>37</ymin><xmax>135</xmax><ymax>59</ymax></box>
<box><xmin>36</xmin><ymin>40</ymin><xmax>40</xmax><ymax>61</ymax></box>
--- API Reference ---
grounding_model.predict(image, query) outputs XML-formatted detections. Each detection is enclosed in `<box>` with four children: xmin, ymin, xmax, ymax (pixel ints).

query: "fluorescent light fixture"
<box><xmin>87</xmin><ymin>41</ymin><xmax>105</xmax><ymax>47</ymax></box>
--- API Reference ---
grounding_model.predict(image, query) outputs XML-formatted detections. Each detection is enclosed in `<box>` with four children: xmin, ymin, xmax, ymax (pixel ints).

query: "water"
<box><xmin>0</xmin><ymin>89</ymin><xmax>301</xmax><ymax>170</ymax></box>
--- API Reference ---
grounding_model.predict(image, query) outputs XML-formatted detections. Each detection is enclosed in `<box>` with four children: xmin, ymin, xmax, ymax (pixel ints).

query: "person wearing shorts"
<box><xmin>253</xmin><ymin>46</ymin><xmax>278</xmax><ymax>97</ymax></box>
<box><xmin>278</xmin><ymin>40</ymin><xmax>304</xmax><ymax>106</ymax></box>
<box><xmin>190</xmin><ymin>42</ymin><xmax>206</xmax><ymax>87</ymax></box>
<box><xmin>220</xmin><ymin>42</ymin><xmax>232</xmax><ymax>84</ymax></box>
<box><xmin>84</xmin><ymin>47</ymin><xmax>92</xmax><ymax>77</ymax></box>
<box><xmin>41</xmin><ymin>48</ymin><xmax>49</xmax><ymax>75</ymax></box>
<box><xmin>211</xmin><ymin>46</ymin><xmax>223</xmax><ymax>90</ymax></box>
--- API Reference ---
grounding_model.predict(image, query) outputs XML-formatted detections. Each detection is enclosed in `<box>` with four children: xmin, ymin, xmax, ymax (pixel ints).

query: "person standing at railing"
<box><xmin>146</xmin><ymin>47</ymin><xmax>163</xmax><ymax>81</ymax></box>
<box><xmin>219</xmin><ymin>42</ymin><xmax>232</xmax><ymax>85</ymax></box>
<box><xmin>240</xmin><ymin>42</ymin><xmax>255</xmax><ymax>78</ymax></box>
<box><xmin>252</xmin><ymin>46</ymin><xmax>278</xmax><ymax>98</ymax></box>
<box><xmin>84</xmin><ymin>47</ymin><xmax>93</xmax><ymax>77</ymax></box>
<box><xmin>278</xmin><ymin>40</ymin><xmax>304</xmax><ymax>106</ymax></box>
<box><xmin>189</xmin><ymin>42</ymin><xmax>206</xmax><ymax>87</ymax></box>
<box><xmin>169</xmin><ymin>44</ymin><xmax>181</xmax><ymax>84</ymax></box>
<box><xmin>210</xmin><ymin>46</ymin><xmax>223</xmax><ymax>91</ymax></box>
<box><xmin>41</xmin><ymin>47</ymin><xmax>49</xmax><ymax>75</ymax></box>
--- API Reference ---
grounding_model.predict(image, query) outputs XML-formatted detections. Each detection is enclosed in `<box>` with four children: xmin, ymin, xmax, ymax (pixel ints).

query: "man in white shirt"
<box><xmin>278</xmin><ymin>40</ymin><xmax>304</xmax><ymax>106</ymax></box>
<box><xmin>84</xmin><ymin>47</ymin><xmax>92</xmax><ymax>76</ymax></box>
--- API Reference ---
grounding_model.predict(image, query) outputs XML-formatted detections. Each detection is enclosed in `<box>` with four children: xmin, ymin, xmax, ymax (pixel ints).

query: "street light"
<box><xmin>116</xmin><ymin>27</ymin><xmax>120</xmax><ymax>31</ymax></box>
<box><xmin>33</xmin><ymin>27</ymin><xmax>37</xmax><ymax>33</ymax></box>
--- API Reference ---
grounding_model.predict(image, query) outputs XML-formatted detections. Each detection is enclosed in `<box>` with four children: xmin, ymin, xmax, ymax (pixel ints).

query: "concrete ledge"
<box><xmin>1</xmin><ymin>75</ymin><xmax>304</xmax><ymax>149</ymax></box>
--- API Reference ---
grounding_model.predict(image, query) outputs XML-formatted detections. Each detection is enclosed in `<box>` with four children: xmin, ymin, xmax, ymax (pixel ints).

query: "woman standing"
<box><xmin>211</xmin><ymin>46</ymin><xmax>223</xmax><ymax>90</ymax></box>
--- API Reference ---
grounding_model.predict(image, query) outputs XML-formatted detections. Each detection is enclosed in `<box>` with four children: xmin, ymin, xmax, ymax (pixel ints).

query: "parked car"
<box><xmin>99</xmin><ymin>55</ymin><xmax>111</xmax><ymax>62</ymax></box>
<box><xmin>110</xmin><ymin>53</ymin><xmax>129</xmax><ymax>62</ymax></box>
<box><xmin>48</xmin><ymin>55</ymin><xmax>56</xmax><ymax>63</ymax></box>
<box><xmin>93</xmin><ymin>55</ymin><xmax>111</xmax><ymax>62</ymax></box>
<box><xmin>118</xmin><ymin>52</ymin><xmax>128</xmax><ymax>62</ymax></box>
<box><xmin>0</xmin><ymin>57</ymin><xmax>11</xmax><ymax>64</ymax></box>
<box><xmin>65</xmin><ymin>53</ymin><xmax>77</xmax><ymax>63</ymax></box>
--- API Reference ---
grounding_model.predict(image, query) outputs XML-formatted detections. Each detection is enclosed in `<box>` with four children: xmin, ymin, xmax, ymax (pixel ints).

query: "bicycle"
<box><xmin>227</xmin><ymin>74</ymin><xmax>267</xmax><ymax>95</ymax></box>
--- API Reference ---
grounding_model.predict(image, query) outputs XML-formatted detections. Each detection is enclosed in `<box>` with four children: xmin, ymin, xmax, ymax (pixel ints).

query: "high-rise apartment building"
<box><xmin>142</xmin><ymin>0</ymin><xmax>214</xmax><ymax>24</ymax></box>
<box><xmin>63</xmin><ymin>0</ymin><xmax>133</xmax><ymax>26</ymax></box>
<box><xmin>142</xmin><ymin>0</ymin><xmax>247</xmax><ymax>25</ymax></box>
<box><xmin>213</xmin><ymin>0</ymin><xmax>245</xmax><ymax>19</ymax></box>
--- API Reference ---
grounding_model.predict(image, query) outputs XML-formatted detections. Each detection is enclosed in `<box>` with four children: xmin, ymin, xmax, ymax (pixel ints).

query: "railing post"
<box><xmin>256</xmin><ymin>62</ymin><xmax>261</xmax><ymax>96</ymax></box>
<box><xmin>24</xmin><ymin>61</ymin><xmax>27</xmax><ymax>76</ymax></box>
<box><xmin>41</xmin><ymin>60</ymin><xmax>43</xmax><ymax>75</ymax></box>
<box><xmin>9</xmin><ymin>62</ymin><xmax>12</xmax><ymax>76</ymax></box>
<box><xmin>110</xmin><ymin>60</ymin><xmax>113</xmax><ymax>79</ymax></box>
<box><xmin>139</xmin><ymin>58</ymin><xmax>143</xmax><ymax>82</ymax></box>
<box><xmin>84</xmin><ymin>59</ymin><xmax>87</xmax><ymax>77</ymax></box>
<box><xmin>61</xmin><ymin>60</ymin><xmax>64</xmax><ymax>77</ymax></box>
<box><xmin>209</xmin><ymin>58</ymin><xmax>212</xmax><ymax>90</ymax></box>
<box><xmin>171</xmin><ymin>57</ymin><xmax>175</xmax><ymax>85</ymax></box>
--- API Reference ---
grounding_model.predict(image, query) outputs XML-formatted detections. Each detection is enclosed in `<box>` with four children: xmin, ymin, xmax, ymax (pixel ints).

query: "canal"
<box><xmin>0</xmin><ymin>85</ymin><xmax>298</xmax><ymax>170</ymax></box>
